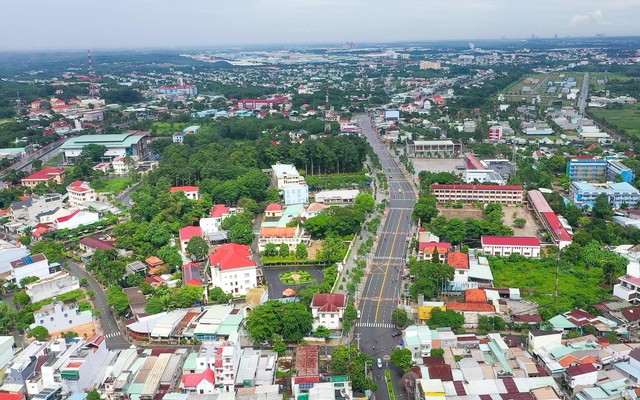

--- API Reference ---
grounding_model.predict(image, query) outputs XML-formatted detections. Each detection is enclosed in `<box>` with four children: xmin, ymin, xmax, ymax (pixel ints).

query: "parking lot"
<box><xmin>410</xmin><ymin>157</ymin><xmax>465</xmax><ymax>178</ymax></box>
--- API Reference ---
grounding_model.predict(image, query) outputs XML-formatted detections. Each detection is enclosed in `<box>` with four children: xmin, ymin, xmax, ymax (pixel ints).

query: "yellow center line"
<box><xmin>374</xmin><ymin>208</ymin><xmax>404</xmax><ymax>322</ymax></box>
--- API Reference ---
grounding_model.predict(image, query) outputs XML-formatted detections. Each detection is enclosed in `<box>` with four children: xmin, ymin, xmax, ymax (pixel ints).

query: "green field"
<box><xmin>151</xmin><ymin>122</ymin><xmax>191</xmax><ymax>136</ymax></box>
<box><xmin>91</xmin><ymin>178</ymin><xmax>132</xmax><ymax>194</ymax></box>
<box><xmin>589</xmin><ymin>72</ymin><xmax>633</xmax><ymax>93</ymax></box>
<box><xmin>590</xmin><ymin>103</ymin><xmax>640</xmax><ymax>139</ymax></box>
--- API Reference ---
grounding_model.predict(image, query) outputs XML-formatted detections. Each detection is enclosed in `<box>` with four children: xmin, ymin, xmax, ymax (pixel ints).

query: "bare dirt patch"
<box><xmin>502</xmin><ymin>206</ymin><xmax>540</xmax><ymax>237</ymax></box>
<box><xmin>438</xmin><ymin>207</ymin><xmax>484</xmax><ymax>220</ymax></box>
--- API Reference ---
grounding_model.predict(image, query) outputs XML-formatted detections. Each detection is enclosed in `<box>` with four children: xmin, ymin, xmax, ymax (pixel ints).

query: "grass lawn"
<box><xmin>590</xmin><ymin>103</ymin><xmax>640</xmax><ymax>139</ymax></box>
<box><xmin>91</xmin><ymin>178</ymin><xmax>132</xmax><ymax>194</ymax></box>
<box><xmin>490</xmin><ymin>257</ymin><xmax>609</xmax><ymax>316</ymax></box>
<box><xmin>279</xmin><ymin>270</ymin><xmax>314</xmax><ymax>285</ymax></box>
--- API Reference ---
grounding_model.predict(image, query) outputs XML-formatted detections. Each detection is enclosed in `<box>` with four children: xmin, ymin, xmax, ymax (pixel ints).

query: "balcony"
<box><xmin>614</xmin><ymin>284</ymin><xmax>637</xmax><ymax>301</ymax></box>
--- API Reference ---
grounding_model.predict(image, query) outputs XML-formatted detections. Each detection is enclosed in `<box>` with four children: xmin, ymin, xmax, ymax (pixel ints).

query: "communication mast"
<box><xmin>87</xmin><ymin>50</ymin><xmax>100</xmax><ymax>98</ymax></box>
<box><xmin>324</xmin><ymin>89</ymin><xmax>331</xmax><ymax>134</ymax></box>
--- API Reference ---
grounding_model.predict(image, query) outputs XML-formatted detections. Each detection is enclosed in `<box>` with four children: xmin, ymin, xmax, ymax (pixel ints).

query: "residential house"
<box><xmin>66</xmin><ymin>181</ymin><xmax>96</xmax><ymax>208</ymax></box>
<box><xmin>304</xmin><ymin>203</ymin><xmax>329</xmax><ymax>219</ymax></box>
<box><xmin>200</xmin><ymin>204</ymin><xmax>238</xmax><ymax>239</ymax></box>
<box><xmin>271</xmin><ymin>163</ymin><xmax>304</xmax><ymax>189</ymax></box>
<box><xmin>264</xmin><ymin>203</ymin><xmax>284</xmax><ymax>218</ymax></box>
<box><xmin>447</xmin><ymin>251</ymin><xmax>475</xmax><ymax>291</ymax></box>
<box><xmin>403</xmin><ymin>325</ymin><xmax>433</xmax><ymax>363</ymax></box>
<box><xmin>282</xmin><ymin>183</ymin><xmax>309</xmax><ymax>205</ymax></box>
<box><xmin>170</xmin><ymin>186</ymin><xmax>200</xmax><ymax>200</ymax></box>
<box><xmin>111</xmin><ymin>155</ymin><xmax>137</xmax><ymax>175</ymax></box>
<box><xmin>417</xmin><ymin>242</ymin><xmax>451</xmax><ymax>262</ymax></box>
<box><xmin>528</xmin><ymin>330</ymin><xmax>563</xmax><ymax>352</ymax></box>
<box><xmin>181</xmin><ymin>368</ymin><xmax>216</xmax><ymax>394</ymax></box>
<box><xmin>0</xmin><ymin>239</ymin><xmax>30</xmax><ymax>275</ymax></box>
<box><xmin>31</xmin><ymin>300</ymin><xmax>94</xmax><ymax>335</ymax></box>
<box><xmin>21</xmin><ymin>168</ymin><xmax>66</xmax><ymax>188</ymax></box>
<box><xmin>564</xmin><ymin>363</ymin><xmax>598</xmax><ymax>391</ymax></box>
<box><xmin>481</xmin><ymin>236</ymin><xmax>541</xmax><ymax>258</ymax></box>
<box><xmin>179</xmin><ymin>226</ymin><xmax>203</xmax><ymax>254</ymax></box>
<box><xmin>310</xmin><ymin>293</ymin><xmax>347</xmax><ymax>330</ymax></box>
<box><xmin>25</xmin><ymin>272</ymin><xmax>80</xmax><ymax>303</ymax></box>
<box><xmin>614</xmin><ymin>254</ymin><xmax>640</xmax><ymax>301</ymax></box>
<box><xmin>9</xmin><ymin>253</ymin><xmax>59</xmax><ymax>288</ymax></box>
<box><xmin>208</xmin><ymin>243</ymin><xmax>258</xmax><ymax>296</ymax></box>
<box><xmin>445</xmin><ymin>289</ymin><xmax>496</xmax><ymax>327</ymax></box>
<box><xmin>0</xmin><ymin>336</ymin><xmax>15</xmax><ymax>370</ymax></box>
<box><xmin>172</xmin><ymin>132</ymin><xmax>186</xmax><ymax>144</ymax></box>
<box><xmin>258</xmin><ymin>226</ymin><xmax>310</xmax><ymax>252</ymax></box>
<box><xmin>78</xmin><ymin>237</ymin><xmax>115</xmax><ymax>256</ymax></box>
<box><xmin>10</xmin><ymin>193</ymin><xmax>63</xmax><ymax>223</ymax></box>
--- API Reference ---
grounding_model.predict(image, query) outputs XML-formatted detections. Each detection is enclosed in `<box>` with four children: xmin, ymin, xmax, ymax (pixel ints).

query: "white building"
<box><xmin>310</xmin><ymin>293</ymin><xmax>347</xmax><ymax>330</ymax></box>
<box><xmin>481</xmin><ymin>236</ymin><xmax>541</xmax><ymax>258</ymax></box>
<box><xmin>111</xmin><ymin>155</ymin><xmax>137</xmax><ymax>175</ymax></box>
<box><xmin>0</xmin><ymin>336</ymin><xmax>15</xmax><ymax>370</ymax></box>
<box><xmin>179</xmin><ymin>226</ymin><xmax>203</xmax><ymax>254</ymax></box>
<box><xmin>0</xmin><ymin>239</ymin><xmax>29</xmax><ymax>275</ymax></box>
<box><xmin>282</xmin><ymin>183</ymin><xmax>309</xmax><ymax>205</ymax></box>
<box><xmin>25</xmin><ymin>272</ymin><xmax>80</xmax><ymax>303</ymax></box>
<box><xmin>403</xmin><ymin>325</ymin><xmax>433</xmax><ymax>363</ymax></box>
<box><xmin>271</xmin><ymin>163</ymin><xmax>303</xmax><ymax>189</ymax></box>
<box><xmin>314</xmin><ymin>189</ymin><xmax>360</xmax><ymax>204</ymax></box>
<box><xmin>258</xmin><ymin>225</ymin><xmax>310</xmax><ymax>252</ymax></box>
<box><xmin>10</xmin><ymin>253</ymin><xmax>58</xmax><ymax>287</ymax></box>
<box><xmin>463</xmin><ymin>169</ymin><xmax>505</xmax><ymax>185</ymax></box>
<box><xmin>528</xmin><ymin>330</ymin><xmax>562</xmax><ymax>352</ymax></box>
<box><xmin>564</xmin><ymin>363</ymin><xmax>598</xmax><ymax>390</ymax></box>
<box><xmin>172</xmin><ymin>132</ymin><xmax>186</xmax><ymax>144</ymax></box>
<box><xmin>31</xmin><ymin>301</ymin><xmax>94</xmax><ymax>335</ymax></box>
<box><xmin>614</xmin><ymin>253</ymin><xmax>640</xmax><ymax>302</ymax></box>
<box><xmin>169</xmin><ymin>186</ymin><xmax>199</xmax><ymax>200</ymax></box>
<box><xmin>66</xmin><ymin>180</ymin><xmax>97</xmax><ymax>208</ymax></box>
<box><xmin>54</xmin><ymin>210</ymin><xmax>100</xmax><ymax>230</ymax></box>
<box><xmin>10</xmin><ymin>193</ymin><xmax>63</xmax><ymax>223</ymax></box>
<box><xmin>208</xmin><ymin>243</ymin><xmax>258</xmax><ymax>296</ymax></box>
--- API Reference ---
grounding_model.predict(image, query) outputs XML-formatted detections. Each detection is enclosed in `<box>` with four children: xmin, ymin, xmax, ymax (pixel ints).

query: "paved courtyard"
<box><xmin>410</xmin><ymin>157</ymin><xmax>465</xmax><ymax>177</ymax></box>
<box><xmin>262</xmin><ymin>266</ymin><xmax>325</xmax><ymax>299</ymax></box>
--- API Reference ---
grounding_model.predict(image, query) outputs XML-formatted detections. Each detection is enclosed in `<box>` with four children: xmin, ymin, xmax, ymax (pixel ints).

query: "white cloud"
<box><xmin>571</xmin><ymin>9</ymin><xmax>609</xmax><ymax>27</ymax></box>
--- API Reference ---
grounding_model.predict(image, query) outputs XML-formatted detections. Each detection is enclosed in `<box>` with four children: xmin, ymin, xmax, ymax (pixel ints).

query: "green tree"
<box><xmin>427</xmin><ymin>308</ymin><xmax>465</xmax><ymax>329</ymax></box>
<box><xmin>280</xmin><ymin>302</ymin><xmax>314</xmax><ymax>342</ymax></box>
<box><xmin>0</xmin><ymin>303</ymin><xmax>16</xmax><ymax>335</ymax></box>
<box><xmin>408</xmin><ymin>259</ymin><xmax>454</xmax><ymax>299</ymax></box>
<box><xmin>126</xmin><ymin>273</ymin><xmax>143</xmax><ymax>287</ymax></box>
<box><xmin>86</xmin><ymin>390</ymin><xmax>101</xmax><ymax>400</ymax></box>
<box><xmin>430</xmin><ymin>348</ymin><xmax>445</xmax><ymax>357</ymax></box>
<box><xmin>209</xmin><ymin>286</ymin><xmax>232</xmax><ymax>304</ymax></box>
<box><xmin>29</xmin><ymin>326</ymin><xmax>50</xmax><ymax>341</ymax></box>
<box><xmin>171</xmin><ymin>285</ymin><xmax>204</xmax><ymax>308</ymax></box>
<box><xmin>413</xmin><ymin>195</ymin><xmax>439</xmax><ymax>223</ymax></box>
<box><xmin>263</xmin><ymin>243</ymin><xmax>278</xmax><ymax>257</ymax></box>
<box><xmin>106</xmin><ymin>286</ymin><xmax>130</xmax><ymax>316</ymax></box>
<box><xmin>390</xmin><ymin>348</ymin><xmax>415</xmax><ymax>372</ymax></box>
<box><xmin>245</xmin><ymin>302</ymin><xmax>280</xmax><ymax>343</ymax></box>
<box><xmin>313</xmin><ymin>325</ymin><xmax>331</xmax><ymax>339</ymax></box>
<box><xmin>278</xmin><ymin>243</ymin><xmax>290</xmax><ymax>258</ymax></box>
<box><xmin>145</xmin><ymin>297</ymin><xmax>165</xmax><ymax>315</ymax></box>
<box><xmin>30</xmin><ymin>239</ymin><xmax>65</xmax><ymax>262</ymax></box>
<box><xmin>354</xmin><ymin>193</ymin><xmax>375</xmax><ymax>213</ymax></box>
<box><xmin>592</xmin><ymin>193</ymin><xmax>613</xmax><ymax>220</ymax></box>
<box><xmin>318</xmin><ymin>237</ymin><xmax>346</xmax><ymax>261</ymax></box>
<box><xmin>80</xmin><ymin>144</ymin><xmax>108</xmax><ymax>162</ymax></box>
<box><xmin>19</xmin><ymin>276</ymin><xmax>39</xmax><ymax>287</ymax></box>
<box><xmin>342</xmin><ymin>302</ymin><xmax>358</xmax><ymax>332</ymax></box>
<box><xmin>330</xmin><ymin>345</ymin><xmax>375</xmax><ymax>392</ymax></box>
<box><xmin>186</xmin><ymin>236</ymin><xmax>209</xmax><ymax>261</ymax></box>
<box><xmin>513</xmin><ymin>218</ymin><xmax>527</xmax><ymax>228</ymax></box>
<box><xmin>391</xmin><ymin>308</ymin><xmax>409</xmax><ymax>327</ymax></box>
<box><xmin>13</xmin><ymin>292</ymin><xmax>31</xmax><ymax>308</ymax></box>
<box><xmin>273</xmin><ymin>334</ymin><xmax>287</xmax><ymax>356</ymax></box>
<box><xmin>295</xmin><ymin>243</ymin><xmax>308</xmax><ymax>260</ymax></box>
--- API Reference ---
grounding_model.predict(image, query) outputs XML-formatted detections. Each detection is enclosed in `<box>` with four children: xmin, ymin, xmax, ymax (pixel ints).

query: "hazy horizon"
<box><xmin>2</xmin><ymin>0</ymin><xmax>639</xmax><ymax>51</ymax></box>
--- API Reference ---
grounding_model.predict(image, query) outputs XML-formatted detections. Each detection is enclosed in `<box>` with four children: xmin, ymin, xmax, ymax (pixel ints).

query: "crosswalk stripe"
<box><xmin>355</xmin><ymin>322</ymin><xmax>396</xmax><ymax>329</ymax></box>
<box><xmin>105</xmin><ymin>332</ymin><xmax>121</xmax><ymax>338</ymax></box>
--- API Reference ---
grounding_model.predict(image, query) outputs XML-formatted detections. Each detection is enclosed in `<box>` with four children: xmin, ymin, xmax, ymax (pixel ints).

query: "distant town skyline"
<box><xmin>1</xmin><ymin>0</ymin><xmax>639</xmax><ymax>51</ymax></box>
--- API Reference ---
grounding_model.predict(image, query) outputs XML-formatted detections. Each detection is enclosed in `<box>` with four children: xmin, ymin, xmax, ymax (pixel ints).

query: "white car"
<box><xmin>377</xmin><ymin>358</ymin><xmax>382</xmax><ymax>368</ymax></box>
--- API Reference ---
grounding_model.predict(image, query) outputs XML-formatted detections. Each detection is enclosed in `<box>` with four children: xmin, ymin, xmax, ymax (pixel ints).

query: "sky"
<box><xmin>1</xmin><ymin>0</ymin><xmax>640</xmax><ymax>51</ymax></box>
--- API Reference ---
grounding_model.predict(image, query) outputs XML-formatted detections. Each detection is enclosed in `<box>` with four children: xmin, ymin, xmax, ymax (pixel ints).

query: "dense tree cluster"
<box><xmin>408</xmin><ymin>259</ymin><xmax>454</xmax><ymax>300</ymax></box>
<box><xmin>330</xmin><ymin>345</ymin><xmax>376</xmax><ymax>392</ymax></box>
<box><xmin>244</xmin><ymin>301</ymin><xmax>314</xmax><ymax>343</ymax></box>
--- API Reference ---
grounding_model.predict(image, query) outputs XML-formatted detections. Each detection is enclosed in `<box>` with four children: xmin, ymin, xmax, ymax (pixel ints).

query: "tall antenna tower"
<box><xmin>87</xmin><ymin>49</ymin><xmax>100</xmax><ymax>98</ymax></box>
<box><xmin>324</xmin><ymin>89</ymin><xmax>331</xmax><ymax>134</ymax></box>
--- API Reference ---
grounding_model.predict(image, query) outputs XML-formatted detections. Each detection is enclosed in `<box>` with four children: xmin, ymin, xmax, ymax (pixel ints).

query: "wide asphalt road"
<box><xmin>65</xmin><ymin>260</ymin><xmax>130</xmax><ymax>349</ymax></box>
<box><xmin>356</xmin><ymin>114</ymin><xmax>416</xmax><ymax>399</ymax></box>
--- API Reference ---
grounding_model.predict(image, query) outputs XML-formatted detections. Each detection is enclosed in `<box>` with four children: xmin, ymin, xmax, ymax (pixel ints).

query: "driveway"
<box><xmin>262</xmin><ymin>266</ymin><xmax>324</xmax><ymax>299</ymax></box>
<box><xmin>64</xmin><ymin>260</ymin><xmax>130</xmax><ymax>349</ymax></box>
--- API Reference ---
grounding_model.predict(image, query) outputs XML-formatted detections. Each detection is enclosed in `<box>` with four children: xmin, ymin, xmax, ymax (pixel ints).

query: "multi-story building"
<box><xmin>237</xmin><ymin>97</ymin><xmax>289</xmax><ymax>110</ymax></box>
<box><xmin>405</xmin><ymin>140</ymin><xmax>462</xmax><ymax>157</ymax></box>
<box><xmin>10</xmin><ymin>253</ymin><xmax>59</xmax><ymax>288</ymax></box>
<box><xmin>10</xmin><ymin>193</ymin><xmax>63</xmax><ymax>223</ymax></box>
<box><xmin>282</xmin><ymin>183</ymin><xmax>309</xmax><ymax>205</ymax></box>
<box><xmin>314</xmin><ymin>189</ymin><xmax>360</xmax><ymax>204</ymax></box>
<box><xmin>25</xmin><ymin>272</ymin><xmax>80</xmax><ymax>303</ymax></box>
<box><xmin>5</xmin><ymin>340</ymin><xmax>49</xmax><ymax>385</ymax></box>
<box><xmin>200</xmin><ymin>204</ymin><xmax>239</xmax><ymax>240</ymax></box>
<box><xmin>430</xmin><ymin>184</ymin><xmax>524</xmax><ymax>204</ymax></box>
<box><xmin>60</xmin><ymin>132</ymin><xmax>149</xmax><ymax>164</ymax></box>
<box><xmin>462</xmin><ymin>169</ymin><xmax>505</xmax><ymax>185</ymax></box>
<box><xmin>403</xmin><ymin>325</ymin><xmax>433</xmax><ymax>363</ymax></box>
<box><xmin>258</xmin><ymin>225</ymin><xmax>310</xmax><ymax>252</ymax></box>
<box><xmin>0</xmin><ymin>239</ymin><xmax>30</xmax><ymax>275</ymax></box>
<box><xmin>111</xmin><ymin>155</ymin><xmax>137</xmax><ymax>175</ymax></box>
<box><xmin>614</xmin><ymin>252</ymin><xmax>640</xmax><ymax>302</ymax></box>
<box><xmin>21</xmin><ymin>168</ymin><xmax>66</xmax><ymax>188</ymax></box>
<box><xmin>481</xmin><ymin>236</ymin><xmax>541</xmax><ymax>258</ymax></box>
<box><xmin>566</xmin><ymin>158</ymin><xmax>635</xmax><ymax>183</ymax></box>
<box><xmin>310</xmin><ymin>293</ymin><xmax>347</xmax><ymax>330</ymax></box>
<box><xmin>570</xmin><ymin>182</ymin><xmax>640</xmax><ymax>209</ymax></box>
<box><xmin>169</xmin><ymin>186</ymin><xmax>199</xmax><ymax>200</ymax></box>
<box><xmin>66</xmin><ymin>181</ymin><xmax>96</xmax><ymax>208</ymax></box>
<box><xmin>488</xmin><ymin>126</ymin><xmax>503</xmax><ymax>142</ymax></box>
<box><xmin>155</xmin><ymin>85</ymin><xmax>198</xmax><ymax>97</ymax></box>
<box><xmin>31</xmin><ymin>300</ymin><xmax>93</xmax><ymax>335</ymax></box>
<box><xmin>271</xmin><ymin>163</ymin><xmax>304</xmax><ymax>189</ymax></box>
<box><xmin>208</xmin><ymin>243</ymin><xmax>258</xmax><ymax>296</ymax></box>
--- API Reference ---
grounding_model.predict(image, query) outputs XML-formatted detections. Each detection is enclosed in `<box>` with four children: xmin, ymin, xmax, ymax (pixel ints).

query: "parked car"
<box><xmin>377</xmin><ymin>358</ymin><xmax>382</xmax><ymax>368</ymax></box>
<box><xmin>392</xmin><ymin>330</ymin><xmax>402</xmax><ymax>337</ymax></box>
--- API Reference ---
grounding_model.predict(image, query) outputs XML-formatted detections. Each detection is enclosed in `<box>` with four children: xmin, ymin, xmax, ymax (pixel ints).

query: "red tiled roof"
<box><xmin>265</xmin><ymin>203</ymin><xmax>283</xmax><ymax>211</ymax></box>
<box><xmin>541</xmin><ymin>212</ymin><xmax>572</xmax><ymax>241</ymax></box>
<box><xmin>418</xmin><ymin>242</ymin><xmax>451</xmax><ymax>253</ymax></box>
<box><xmin>431</xmin><ymin>184</ymin><xmax>523</xmax><ymax>191</ymax></box>
<box><xmin>312</xmin><ymin>293</ymin><xmax>346</xmax><ymax>312</ymax></box>
<box><xmin>182</xmin><ymin>368</ymin><xmax>215</xmax><ymax>388</ymax></box>
<box><xmin>481</xmin><ymin>236</ymin><xmax>541</xmax><ymax>247</ymax></box>
<box><xmin>79</xmin><ymin>237</ymin><xmax>115</xmax><ymax>251</ymax></box>
<box><xmin>145</xmin><ymin>256</ymin><xmax>164</xmax><ymax>267</ymax></box>
<box><xmin>211</xmin><ymin>204</ymin><xmax>230</xmax><ymax>218</ymax></box>
<box><xmin>622</xmin><ymin>306</ymin><xmax>640</xmax><ymax>322</ymax></box>
<box><xmin>447</xmin><ymin>252</ymin><xmax>469</xmax><ymax>269</ymax></box>
<box><xmin>260</xmin><ymin>227</ymin><xmax>297</xmax><ymax>238</ymax></box>
<box><xmin>0</xmin><ymin>394</ymin><xmax>25</xmax><ymax>400</ymax></box>
<box><xmin>512</xmin><ymin>315</ymin><xmax>542</xmax><ymax>323</ymax></box>
<box><xmin>170</xmin><ymin>186</ymin><xmax>199</xmax><ymax>193</ymax></box>
<box><xmin>565</xmin><ymin>363</ymin><xmax>597</xmax><ymax>376</ymax></box>
<box><xmin>559</xmin><ymin>355</ymin><xmax>598</xmax><ymax>368</ymax></box>
<box><xmin>179</xmin><ymin>226</ymin><xmax>202</xmax><ymax>241</ymax></box>
<box><xmin>465</xmin><ymin>288</ymin><xmax>488</xmax><ymax>303</ymax></box>
<box><xmin>295</xmin><ymin>346</ymin><xmax>319</xmax><ymax>377</ymax></box>
<box><xmin>24</xmin><ymin>168</ymin><xmax>64</xmax><ymax>181</ymax></box>
<box><xmin>55</xmin><ymin>209</ymin><xmax>80</xmax><ymax>223</ymax></box>
<box><xmin>208</xmin><ymin>243</ymin><xmax>256</xmax><ymax>270</ymax></box>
